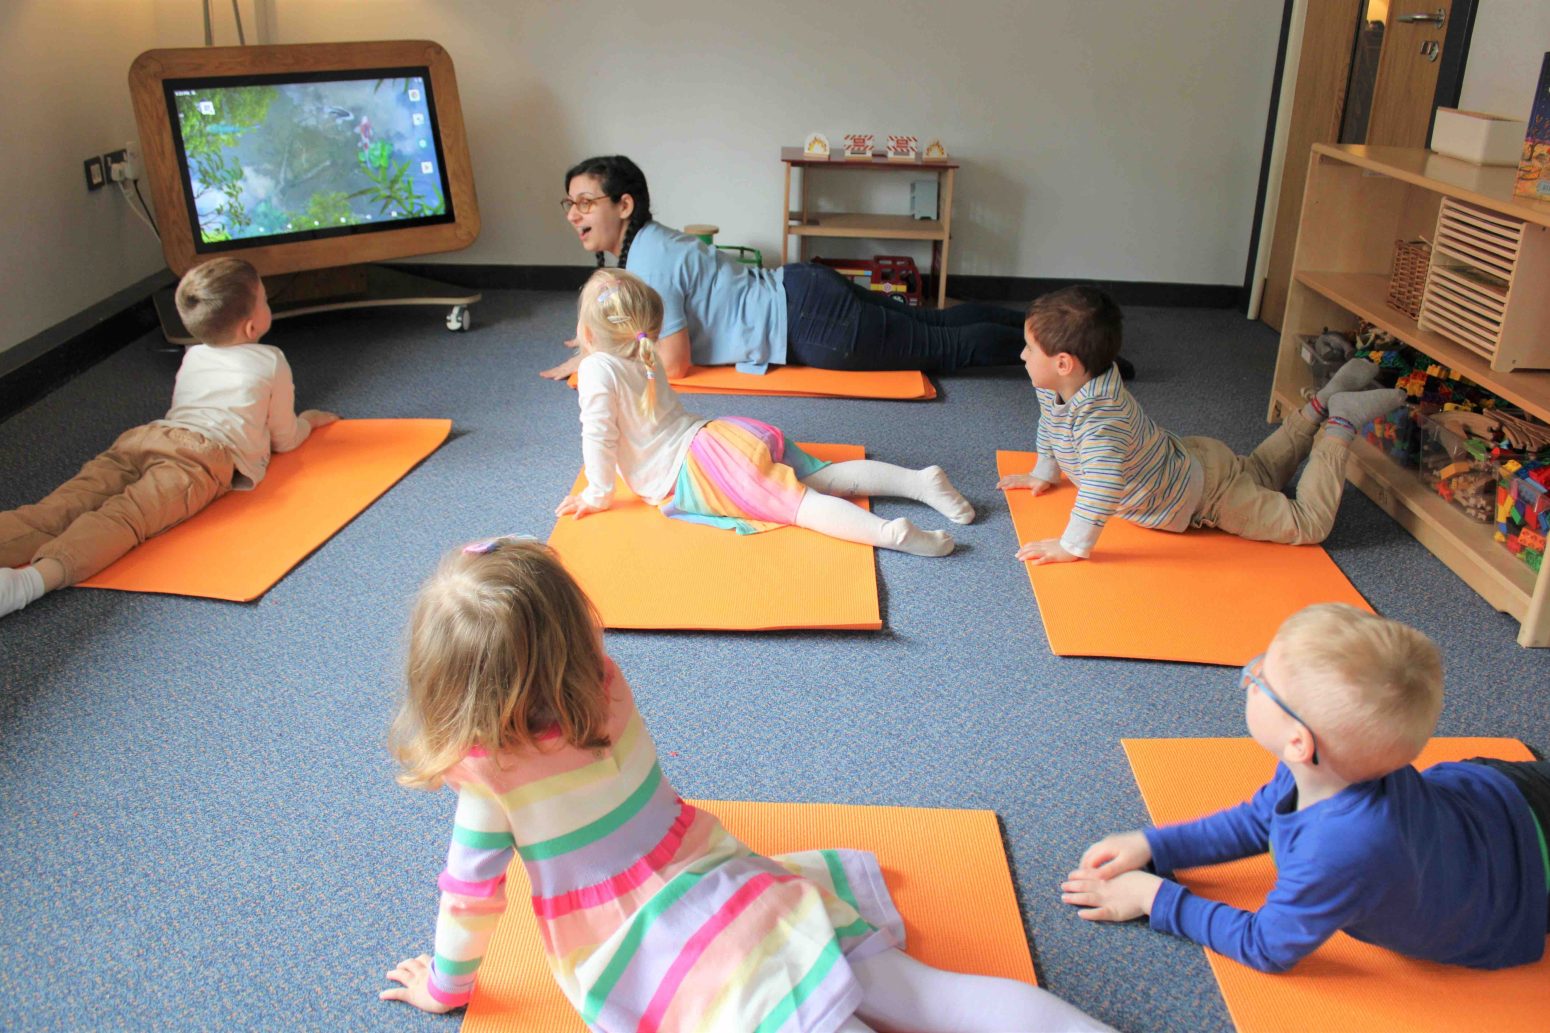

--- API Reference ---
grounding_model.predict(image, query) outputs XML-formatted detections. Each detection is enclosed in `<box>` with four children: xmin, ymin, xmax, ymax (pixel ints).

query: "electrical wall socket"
<box><xmin>84</xmin><ymin>155</ymin><xmax>106</xmax><ymax>191</ymax></box>
<box><xmin>105</xmin><ymin>148</ymin><xmax>129</xmax><ymax>182</ymax></box>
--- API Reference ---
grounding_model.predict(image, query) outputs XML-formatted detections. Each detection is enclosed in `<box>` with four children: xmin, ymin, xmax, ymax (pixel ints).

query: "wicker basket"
<box><xmin>1386</xmin><ymin>239</ymin><xmax>1431</xmax><ymax>319</ymax></box>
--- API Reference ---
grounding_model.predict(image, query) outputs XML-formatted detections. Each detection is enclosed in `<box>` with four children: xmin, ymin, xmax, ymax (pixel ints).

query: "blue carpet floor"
<box><xmin>1</xmin><ymin>289</ymin><xmax>1545</xmax><ymax>1032</ymax></box>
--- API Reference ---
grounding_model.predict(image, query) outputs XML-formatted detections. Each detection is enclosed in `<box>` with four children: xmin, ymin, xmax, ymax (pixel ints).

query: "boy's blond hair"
<box><xmin>388</xmin><ymin>538</ymin><xmax>611</xmax><ymax>790</ymax></box>
<box><xmin>175</xmin><ymin>258</ymin><xmax>261</xmax><ymax>344</ymax></box>
<box><xmin>1274</xmin><ymin>604</ymin><xmax>1443</xmax><ymax>782</ymax></box>
<box><xmin>577</xmin><ymin>268</ymin><xmax>665</xmax><ymax>417</ymax></box>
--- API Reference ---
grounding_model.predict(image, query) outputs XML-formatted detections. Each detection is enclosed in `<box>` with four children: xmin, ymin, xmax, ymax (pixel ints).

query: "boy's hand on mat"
<box><xmin>1016</xmin><ymin>538</ymin><xmax>1080</xmax><ymax>565</ymax></box>
<box><xmin>996</xmin><ymin>474</ymin><xmax>1055</xmax><ymax>495</ymax></box>
<box><xmin>1079</xmin><ymin>830</ymin><xmax>1152</xmax><ymax>878</ymax></box>
<box><xmin>541</xmin><ymin>354</ymin><xmax>583</xmax><ymax>380</ymax></box>
<box><xmin>300</xmin><ymin>409</ymin><xmax>339</xmax><ymax>428</ymax></box>
<box><xmin>556</xmin><ymin>494</ymin><xmax>609</xmax><ymax>519</ymax></box>
<box><xmin>1060</xmin><ymin>870</ymin><xmax>1163</xmax><ymax>922</ymax></box>
<box><xmin>379</xmin><ymin>953</ymin><xmax>455</xmax><ymax>1013</ymax></box>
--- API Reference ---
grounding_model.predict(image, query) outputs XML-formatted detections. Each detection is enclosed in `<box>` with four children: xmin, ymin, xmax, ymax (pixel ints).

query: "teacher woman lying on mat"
<box><xmin>541</xmin><ymin>154</ymin><xmax>1113</xmax><ymax>382</ymax></box>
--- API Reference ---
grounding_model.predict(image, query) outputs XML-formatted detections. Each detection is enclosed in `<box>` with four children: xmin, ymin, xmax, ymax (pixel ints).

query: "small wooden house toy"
<box><xmin>923</xmin><ymin>138</ymin><xmax>949</xmax><ymax>162</ymax></box>
<box><xmin>803</xmin><ymin>132</ymin><xmax>830</xmax><ymax>158</ymax></box>
<box><xmin>843</xmin><ymin>134</ymin><xmax>875</xmax><ymax>160</ymax></box>
<box><xmin>886</xmin><ymin>135</ymin><xmax>919</xmax><ymax>161</ymax></box>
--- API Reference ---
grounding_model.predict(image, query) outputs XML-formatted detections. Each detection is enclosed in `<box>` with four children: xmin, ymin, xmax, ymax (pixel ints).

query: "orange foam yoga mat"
<box><xmin>461</xmin><ymin>800</ymin><xmax>1036</xmax><ymax>1033</ymax></box>
<box><xmin>76</xmin><ymin>419</ymin><xmax>450</xmax><ymax>601</ymax></box>
<box><xmin>568</xmin><ymin>364</ymin><xmax>936</xmax><ymax>400</ymax></box>
<box><xmin>1124</xmin><ymin>736</ymin><xmax>1547</xmax><ymax>1033</ymax></box>
<box><xmin>548</xmin><ymin>442</ymin><xmax>881</xmax><ymax>631</ymax></box>
<box><xmin>997</xmin><ymin>450</ymin><xmax>1373</xmax><ymax>666</ymax></box>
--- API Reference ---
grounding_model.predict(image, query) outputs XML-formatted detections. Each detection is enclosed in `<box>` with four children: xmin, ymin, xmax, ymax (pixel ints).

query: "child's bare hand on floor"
<box><xmin>541</xmin><ymin>353</ymin><xmax>583</xmax><ymax>380</ymax></box>
<box><xmin>300</xmin><ymin>409</ymin><xmax>339</xmax><ymax>428</ymax></box>
<box><xmin>1061</xmin><ymin>869</ymin><xmax>1163</xmax><ymax>922</ymax></box>
<box><xmin>1016</xmin><ymin>538</ymin><xmax>1080</xmax><ymax>564</ymax></box>
<box><xmin>556</xmin><ymin>494</ymin><xmax>608</xmax><ymax>519</ymax></box>
<box><xmin>379</xmin><ymin>954</ymin><xmax>455</xmax><ymax>1013</ymax></box>
<box><xmin>1079</xmin><ymin>830</ymin><xmax>1152</xmax><ymax>878</ymax></box>
<box><xmin>996</xmin><ymin>473</ymin><xmax>1056</xmax><ymax>495</ymax></box>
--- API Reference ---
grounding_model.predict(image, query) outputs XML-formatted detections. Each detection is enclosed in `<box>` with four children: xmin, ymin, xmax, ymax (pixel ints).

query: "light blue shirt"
<box><xmin>623</xmin><ymin>222</ymin><xmax>788</xmax><ymax>374</ymax></box>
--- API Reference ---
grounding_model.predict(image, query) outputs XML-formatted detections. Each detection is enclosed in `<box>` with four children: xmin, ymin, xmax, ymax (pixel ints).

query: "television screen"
<box><xmin>164</xmin><ymin>67</ymin><xmax>456</xmax><ymax>252</ymax></box>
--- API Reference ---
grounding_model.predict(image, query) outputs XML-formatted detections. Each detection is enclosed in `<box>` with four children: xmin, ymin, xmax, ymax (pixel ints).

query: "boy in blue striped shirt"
<box><xmin>998</xmin><ymin>286</ymin><xmax>1404</xmax><ymax>563</ymax></box>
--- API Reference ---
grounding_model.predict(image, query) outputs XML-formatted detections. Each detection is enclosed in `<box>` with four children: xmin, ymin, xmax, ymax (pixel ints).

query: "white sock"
<box><xmin>803</xmin><ymin>461</ymin><xmax>975</xmax><ymax>524</ymax></box>
<box><xmin>794</xmin><ymin>490</ymin><xmax>955</xmax><ymax>556</ymax></box>
<box><xmin>0</xmin><ymin>565</ymin><xmax>47</xmax><ymax>618</ymax></box>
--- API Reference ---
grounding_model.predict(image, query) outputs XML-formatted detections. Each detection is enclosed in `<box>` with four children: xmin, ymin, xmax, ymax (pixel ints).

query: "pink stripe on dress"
<box><xmin>531</xmin><ymin>801</ymin><xmax>698</xmax><ymax>919</ymax></box>
<box><xmin>636</xmin><ymin>871</ymin><xmax>801</xmax><ymax>1033</ymax></box>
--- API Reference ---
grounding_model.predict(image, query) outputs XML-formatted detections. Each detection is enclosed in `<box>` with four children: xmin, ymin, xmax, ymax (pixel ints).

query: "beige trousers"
<box><xmin>0</xmin><ymin>424</ymin><xmax>234</xmax><ymax>585</ymax></box>
<box><xmin>1185</xmin><ymin>408</ymin><xmax>1350</xmax><ymax>546</ymax></box>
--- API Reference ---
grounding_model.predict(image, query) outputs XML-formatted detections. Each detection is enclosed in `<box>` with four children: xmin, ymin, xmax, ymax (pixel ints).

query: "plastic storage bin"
<box><xmin>1415</xmin><ymin>410</ymin><xmax>1501</xmax><ymax>522</ymax></box>
<box><xmin>1496</xmin><ymin>461</ymin><xmax>1550</xmax><ymax>573</ymax></box>
<box><xmin>1363</xmin><ymin>404</ymin><xmax>1424</xmax><ymax>468</ymax></box>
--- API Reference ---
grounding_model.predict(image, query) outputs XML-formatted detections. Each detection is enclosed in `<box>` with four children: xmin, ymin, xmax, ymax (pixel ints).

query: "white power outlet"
<box><xmin>122</xmin><ymin>140</ymin><xmax>141</xmax><ymax>181</ymax></box>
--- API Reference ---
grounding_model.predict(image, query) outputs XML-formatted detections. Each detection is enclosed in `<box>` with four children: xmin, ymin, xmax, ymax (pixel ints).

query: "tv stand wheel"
<box><xmin>447</xmin><ymin>305</ymin><xmax>472</xmax><ymax>332</ymax></box>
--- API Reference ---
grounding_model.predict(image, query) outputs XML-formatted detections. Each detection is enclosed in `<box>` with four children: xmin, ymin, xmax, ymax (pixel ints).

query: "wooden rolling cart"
<box><xmin>1270</xmin><ymin>143</ymin><xmax>1550</xmax><ymax>647</ymax></box>
<box><xmin>779</xmin><ymin>147</ymin><xmax>957</xmax><ymax>307</ymax></box>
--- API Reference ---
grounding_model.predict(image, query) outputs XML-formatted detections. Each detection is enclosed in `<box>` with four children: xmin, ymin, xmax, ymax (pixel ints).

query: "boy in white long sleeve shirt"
<box><xmin>0</xmin><ymin>258</ymin><xmax>337</xmax><ymax>617</ymax></box>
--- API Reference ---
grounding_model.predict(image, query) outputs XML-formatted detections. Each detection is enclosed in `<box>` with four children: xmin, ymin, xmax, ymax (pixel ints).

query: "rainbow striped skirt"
<box><xmin>661</xmin><ymin>416</ymin><xmax>829</xmax><ymax>534</ymax></box>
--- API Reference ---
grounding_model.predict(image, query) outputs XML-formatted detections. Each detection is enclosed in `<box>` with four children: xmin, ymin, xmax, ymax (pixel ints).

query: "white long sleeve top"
<box><xmin>156</xmin><ymin>342</ymin><xmax>312</xmax><ymax>489</ymax></box>
<box><xmin>576</xmin><ymin>351</ymin><xmax>707</xmax><ymax>508</ymax></box>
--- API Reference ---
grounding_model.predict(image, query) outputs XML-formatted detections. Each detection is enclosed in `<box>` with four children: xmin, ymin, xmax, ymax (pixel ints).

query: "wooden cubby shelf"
<box><xmin>1272</xmin><ymin>144</ymin><xmax>1550</xmax><ymax>647</ymax></box>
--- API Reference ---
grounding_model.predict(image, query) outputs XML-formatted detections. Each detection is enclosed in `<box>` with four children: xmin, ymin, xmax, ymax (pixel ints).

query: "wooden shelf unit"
<box><xmin>779</xmin><ymin>147</ymin><xmax>958</xmax><ymax>306</ymax></box>
<box><xmin>1272</xmin><ymin>144</ymin><xmax>1550</xmax><ymax>647</ymax></box>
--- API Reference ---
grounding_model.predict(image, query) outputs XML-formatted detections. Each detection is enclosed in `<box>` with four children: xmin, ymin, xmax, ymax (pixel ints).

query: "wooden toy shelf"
<box><xmin>1271</xmin><ymin>144</ymin><xmax>1550</xmax><ymax>646</ymax></box>
<box><xmin>779</xmin><ymin>147</ymin><xmax>957</xmax><ymax>307</ymax></box>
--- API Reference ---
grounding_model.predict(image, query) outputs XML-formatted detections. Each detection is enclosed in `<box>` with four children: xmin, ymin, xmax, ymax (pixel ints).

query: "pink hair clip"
<box><xmin>636</xmin><ymin>332</ymin><xmax>649</xmax><ymax>342</ymax></box>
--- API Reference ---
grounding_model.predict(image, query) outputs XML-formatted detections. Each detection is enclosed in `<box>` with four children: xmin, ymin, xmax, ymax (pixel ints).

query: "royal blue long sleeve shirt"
<box><xmin>1143</xmin><ymin>762</ymin><xmax>1547</xmax><ymax>973</ymax></box>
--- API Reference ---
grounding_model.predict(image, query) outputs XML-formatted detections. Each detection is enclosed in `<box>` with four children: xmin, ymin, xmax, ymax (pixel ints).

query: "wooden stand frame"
<box><xmin>1271</xmin><ymin>144</ymin><xmax>1550</xmax><ymax>647</ymax></box>
<box><xmin>779</xmin><ymin>148</ymin><xmax>958</xmax><ymax>307</ymax></box>
<box><xmin>128</xmin><ymin>40</ymin><xmax>480</xmax><ymax>279</ymax></box>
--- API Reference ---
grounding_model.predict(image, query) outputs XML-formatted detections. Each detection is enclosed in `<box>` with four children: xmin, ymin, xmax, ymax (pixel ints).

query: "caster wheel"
<box><xmin>447</xmin><ymin>305</ymin><xmax>472</xmax><ymax>332</ymax></box>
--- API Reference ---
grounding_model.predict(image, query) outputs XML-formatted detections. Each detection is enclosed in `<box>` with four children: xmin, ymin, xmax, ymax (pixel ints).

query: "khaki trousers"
<box><xmin>1185</xmin><ymin>409</ymin><xmax>1350</xmax><ymax>546</ymax></box>
<box><xmin>0</xmin><ymin>424</ymin><xmax>234</xmax><ymax>585</ymax></box>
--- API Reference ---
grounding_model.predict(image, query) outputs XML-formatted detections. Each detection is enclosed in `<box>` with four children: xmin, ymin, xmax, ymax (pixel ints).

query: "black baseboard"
<box><xmin>386</xmin><ymin>262</ymin><xmax>593</xmax><ymax>292</ymax></box>
<box><xmin>1</xmin><ymin>263</ymin><xmax>1244</xmax><ymax>422</ymax></box>
<box><xmin>947</xmin><ymin>274</ymin><xmax>1246</xmax><ymax>310</ymax></box>
<box><xmin>391</xmin><ymin>262</ymin><xmax>1246</xmax><ymax>310</ymax></box>
<box><xmin>0</xmin><ymin>271</ymin><xmax>173</xmax><ymax>425</ymax></box>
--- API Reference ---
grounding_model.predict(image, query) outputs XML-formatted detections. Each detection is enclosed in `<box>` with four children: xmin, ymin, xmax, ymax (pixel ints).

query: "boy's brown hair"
<box><xmin>175</xmin><ymin>258</ymin><xmax>261</xmax><ymax>343</ymax></box>
<box><xmin>1025</xmin><ymin>285</ymin><xmax>1123</xmax><ymax>376</ymax></box>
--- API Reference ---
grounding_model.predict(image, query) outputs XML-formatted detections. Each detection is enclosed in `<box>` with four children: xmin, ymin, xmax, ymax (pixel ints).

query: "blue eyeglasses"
<box><xmin>1241</xmin><ymin>653</ymin><xmax>1320</xmax><ymax>766</ymax></box>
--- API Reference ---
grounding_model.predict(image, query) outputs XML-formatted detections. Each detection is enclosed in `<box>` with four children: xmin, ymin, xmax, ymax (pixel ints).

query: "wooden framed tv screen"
<box><xmin>129</xmin><ymin>40</ymin><xmax>479</xmax><ymax>277</ymax></box>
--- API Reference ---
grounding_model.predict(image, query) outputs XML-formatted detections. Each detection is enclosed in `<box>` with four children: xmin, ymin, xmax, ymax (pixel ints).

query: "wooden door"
<box><xmin>1259</xmin><ymin>0</ymin><xmax>1459</xmax><ymax>331</ymax></box>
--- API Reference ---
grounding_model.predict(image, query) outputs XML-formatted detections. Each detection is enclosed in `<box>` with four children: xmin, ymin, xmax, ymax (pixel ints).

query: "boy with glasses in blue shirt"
<box><xmin>1061</xmin><ymin>604</ymin><xmax>1550</xmax><ymax>973</ymax></box>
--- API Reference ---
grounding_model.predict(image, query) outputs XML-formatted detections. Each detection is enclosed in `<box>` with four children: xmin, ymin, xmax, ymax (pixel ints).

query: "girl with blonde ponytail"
<box><xmin>558</xmin><ymin>269</ymin><xmax>978</xmax><ymax>557</ymax></box>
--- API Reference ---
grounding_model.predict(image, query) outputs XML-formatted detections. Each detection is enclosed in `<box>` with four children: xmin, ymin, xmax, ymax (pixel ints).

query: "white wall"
<box><xmin>1458</xmin><ymin>0</ymin><xmax>1549</xmax><ymax>121</ymax></box>
<box><xmin>259</xmin><ymin>0</ymin><xmax>1283</xmax><ymax>286</ymax></box>
<box><xmin>3</xmin><ymin>0</ymin><xmax>1286</xmax><ymax>357</ymax></box>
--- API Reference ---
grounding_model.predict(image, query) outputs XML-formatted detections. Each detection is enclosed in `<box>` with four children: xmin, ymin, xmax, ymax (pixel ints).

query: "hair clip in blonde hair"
<box><xmin>635</xmin><ymin>332</ymin><xmax>649</xmax><ymax>342</ymax></box>
<box><xmin>462</xmin><ymin>534</ymin><xmax>538</xmax><ymax>555</ymax></box>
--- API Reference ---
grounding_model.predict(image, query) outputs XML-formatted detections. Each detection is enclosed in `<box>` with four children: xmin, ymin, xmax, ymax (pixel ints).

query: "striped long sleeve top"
<box><xmin>424</xmin><ymin>659</ymin><xmax>904</xmax><ymax>1029</ymax></box>
<box><xmin>1032</xmin><ymin>364</ymin><xmax>1202</xmax><ymax>556</ymax></box>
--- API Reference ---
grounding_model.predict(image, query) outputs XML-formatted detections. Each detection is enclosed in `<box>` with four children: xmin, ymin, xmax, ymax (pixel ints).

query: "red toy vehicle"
<box><xmin>814</xmin><ymin>255</ymin><xmax>923</xmax><ymax>306</ymax></box>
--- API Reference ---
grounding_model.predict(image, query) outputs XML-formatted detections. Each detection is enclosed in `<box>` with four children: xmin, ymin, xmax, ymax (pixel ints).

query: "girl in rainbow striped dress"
<box><xmin>379</xmin><ymin>538</ymin><xmax>1112</xmax><ymax>1031</ymax></box>
<box><xmin>554</xmin><ymin>269</ymin><xmax>976</xmax><ymax>557</ymax></box>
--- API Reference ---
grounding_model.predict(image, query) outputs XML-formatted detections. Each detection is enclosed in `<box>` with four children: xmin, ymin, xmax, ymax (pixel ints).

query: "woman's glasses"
<box><xmin>1241</xmin><ymin>653</ymin><xmax>1320</xmax><ymax>765</ymax></box>
<box><xmin>561</xmin><ymin>194</ymin><xmax>611</xmax><ymax>215</ymax></box>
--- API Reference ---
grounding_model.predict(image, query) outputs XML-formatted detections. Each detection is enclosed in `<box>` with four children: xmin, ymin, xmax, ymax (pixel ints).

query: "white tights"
<box><xmin>794</xmin><ymin>461</ymin><xmax>974</xmax><ymax>557</ymax></box>
<box><xmin>834</xmin><ymin>949</ymin><xmax>1113</xmax><ymax>1033</ymax></box>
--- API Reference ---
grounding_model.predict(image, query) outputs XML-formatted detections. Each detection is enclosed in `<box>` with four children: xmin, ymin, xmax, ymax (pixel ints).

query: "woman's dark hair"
<box><xmin>565</xmin><ymin>156</ymin><xmax>653</xmax><ymax>269</ymax></box>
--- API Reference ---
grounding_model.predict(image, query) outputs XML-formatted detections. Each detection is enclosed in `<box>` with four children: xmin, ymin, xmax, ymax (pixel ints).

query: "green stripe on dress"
<box><xmin>753</xmin><ymin>935</ymin><xmax>844</xmax><ymax>1033</ymax></box>
<box><xmin>579</xmin><ymin>857</ymin><xmax>728</xmax><ymax>1025</ymax></box>
<box><xmin>821</xmin><ymin>850</ymin><xmax>873</xmax><ymax>939</ymax></box>
<box><xmin>519</xmin><ymin>762</ymin><xmax>664</xmax><ymax>862</ymax></box>
<box><xmin>451</xmin><ymin>825</ymin><xmax>515</xmax><ymax>850</ymax></box>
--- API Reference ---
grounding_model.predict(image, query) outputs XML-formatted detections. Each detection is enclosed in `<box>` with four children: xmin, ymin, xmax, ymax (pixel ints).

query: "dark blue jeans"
<box><xmin>783</xmin><ymin>263</ymin><xmax>1025</xmax><ymax>373</ymax></box>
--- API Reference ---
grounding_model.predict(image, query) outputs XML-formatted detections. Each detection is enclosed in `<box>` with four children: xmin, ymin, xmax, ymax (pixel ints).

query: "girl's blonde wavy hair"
<box><xmin>577</xmin><ymin>268</ymin><xmax>666</xmax><ymax>418</ymax></box>
<box><xmin>388</xmin><ymin>538</ymin><xmax>611</xmax><ymax>789</ymax></box>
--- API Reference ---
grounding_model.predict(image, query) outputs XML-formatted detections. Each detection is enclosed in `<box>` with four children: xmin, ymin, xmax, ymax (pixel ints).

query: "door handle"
<box><xmin>1396</xmin><ymin>8</ymin><xmax>1446</xmax><ymax>28</ymax></box>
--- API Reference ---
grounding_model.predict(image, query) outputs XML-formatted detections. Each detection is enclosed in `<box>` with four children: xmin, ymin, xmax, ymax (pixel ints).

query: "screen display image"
<box><xmin>165</xmin><ymin>67</ymin><xmax>455</xmax><ymax>252</ymax></box>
